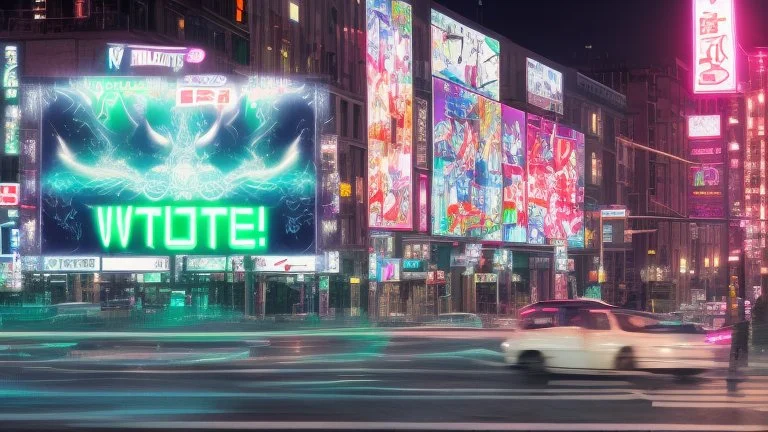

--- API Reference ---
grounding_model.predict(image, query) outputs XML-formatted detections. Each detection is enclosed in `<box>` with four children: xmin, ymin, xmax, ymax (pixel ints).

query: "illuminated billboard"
<box><xmin>688</xmin><ymin>138</ymin><xmax>725</xmax><ymax>218</ymax></box>
<box><xmin>107</xmin><ymin>43</ymin><xmax>206</xmax><ymax>74</ymax></box>
<box><xmin>693</xmin><ymin>0</ymin><xmax>737</xmax><ymax>94</ymax></box>
<box><xmin>526</xmin><ymin>58</ymin><xmax>563</xmax><ymax>115</ymax></box>
<box><xmin>430</xmin><ymin>9</ymin><xmax>500</xmax><ymax>101</ymax></box>
<box><xmin>501</xmin><ymin>105</ymin><xmax>527</xmax><ymax>243</ymax></box>
<box><xmin>688</xmin><ymin>114</ymin><xmax>721</xmax><ymax>138</ymax></box>
<box><xmin>527</xmin><ymin>115</ymin><xmax>584</xmax><ymax>245</ymax></box>
<box><xmin>432</xmin><ymin>77</ymin><xmax>501</xmax><ymax>239</ymax></box>
<box><xmin>37</xmin><ymin>76</ymin><xmax>318</xmax><ymax>255</ymax></box>
<box><xmin>366</xmin><ymin>0</ymin><xmax>413</xmax><ymax>230</ymax></box>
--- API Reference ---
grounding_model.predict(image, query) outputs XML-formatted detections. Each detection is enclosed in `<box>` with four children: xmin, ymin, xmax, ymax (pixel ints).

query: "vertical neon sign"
<box><xmin>693</xmin><ymin>0</ymin><xmax>737</xmax><ymax>94</ymax></box>
<box><xmin>366</xmin><ymin>0</ymin><xmax>413</xmax><ymax>229</ymax></box>
<box><xmin>3</xmin><ymin>45</ymin><xmax>20</xmax><ymax>155</ymax></box>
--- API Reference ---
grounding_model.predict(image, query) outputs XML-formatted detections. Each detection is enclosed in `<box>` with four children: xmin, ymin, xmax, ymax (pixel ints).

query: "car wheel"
<box><xmin>518</xmin><ymin>351</ymin><xmax>546</xmax><ymax>375</ymax></box>
<box><xmin>615</xmin><ymin>348</ymin><xmax>636</xmax><ymax>371</ymax></box>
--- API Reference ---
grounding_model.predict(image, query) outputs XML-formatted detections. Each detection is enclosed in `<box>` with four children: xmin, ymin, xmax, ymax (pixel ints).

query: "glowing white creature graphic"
<box><xmin>52</xmin><ymin>92</ymin><xmax>303</xmax><ymax>203</ymax></box>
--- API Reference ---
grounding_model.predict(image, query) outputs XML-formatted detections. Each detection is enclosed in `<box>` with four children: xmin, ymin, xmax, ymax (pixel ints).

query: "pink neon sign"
<box><xmin>693</xmin><ymin>0</ymin><xmax>737</xmax><ymax>94</ymax></box>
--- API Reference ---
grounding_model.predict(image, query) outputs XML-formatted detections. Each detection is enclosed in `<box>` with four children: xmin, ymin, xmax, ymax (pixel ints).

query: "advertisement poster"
<box><xmin>526</xmin><ymin>58</ymin><xmax>563</xmax><ymax>115</ymax></box>
<box><xmin>501</xmin><ymin>105</ymin><xmax>527</xmax><ymax>243</ymax></box>
<box><xmin>431</xmin><ymin>77</ymin><xmax>501</xmax><ymax>239</ymax></box>
<box><xmin>366</xmin><ymin>0</ymin><xmax>413</xmax><ymax>229</ymax></box>
<box><xmin>688</xmin><ymin>139</ymin><xmax>725</xmax><ymax>218</ymax></box>
<box><xmin>527</xmin><ymin>115</ymin><xmax>584</xmax><ymax>245</ymax></box>
<box><xmin>38</xmin><ymin>76</ymin><xmax>318</xmax><ymax>255</ymax></box>
<box><xmin>693</xmin><ymin>0</ymin><xmax>736</xmax><ymax>94</ymax></box>
<box><xmin>430</xmin><ymin>9</ymin><xmax>500</xmax><ymax>101</ymax></box>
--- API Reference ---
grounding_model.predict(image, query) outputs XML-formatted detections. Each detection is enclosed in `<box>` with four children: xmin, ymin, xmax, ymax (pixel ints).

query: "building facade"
<box><xmin>590</xmin><ymin>60</ymin><xmax>697</xmax><ymax>312</ymax></box>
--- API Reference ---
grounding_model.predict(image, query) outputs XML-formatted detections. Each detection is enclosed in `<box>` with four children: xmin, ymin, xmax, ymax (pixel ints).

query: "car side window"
<box><xmin>520</xmin><ymin>311</ymin><xmax>557</xmax><ymax>329</ymax></box>
<box><xmin>579</xmin><ymin>311</ymin><xmax>612</xmax><ymax>330</ymax></box>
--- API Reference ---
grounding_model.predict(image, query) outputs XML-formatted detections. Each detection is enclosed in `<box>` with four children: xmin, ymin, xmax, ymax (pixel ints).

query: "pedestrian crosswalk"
<box><xmin>546</xmin><ymin>374</ymin><xmax>768</xmax><ymax>412</ymax></box>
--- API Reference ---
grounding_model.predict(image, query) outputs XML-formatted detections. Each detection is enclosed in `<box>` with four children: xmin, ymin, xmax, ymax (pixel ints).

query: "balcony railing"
<box><xmin>1</xmin><ymin>12</ymin><xmax>130</xmax><ymax>34</ymax></box>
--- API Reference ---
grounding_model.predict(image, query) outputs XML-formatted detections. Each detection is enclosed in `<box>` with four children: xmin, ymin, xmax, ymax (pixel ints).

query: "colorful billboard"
<box><xmin>432</xmin><ymin>77</ymin><xmax>501</xmax><ymax>238</ymax></box>
<box><xmin>526</xmin><ymin>115</ymin><xmax>584</xmax><ymax>245</ymax></box>
<box><xmin>526</xmin><ymin>58</ymin><xmax>563</xmax><ymax>115</ymax></box>
<box><xmin>37</xmin><ymin>76</ymin><xmax>318</xmax><ymax>255</ymax></box>
<box><xmin>430</xmin><ymin>9</ymin><xmax>500</xmax><ymax>101</ymax></box>
<box><xmin>688</xmin><ymin>139</ymin><xmax>725</xmax><ymax>218</ymax></box>
<box><xmin>693</xmin><ymin>0</ymin><xmax>737</xmax><ymax>94</ymax></box>
<box><xmin>501</xmin><ymin>105</ymin><xmax>527</xmax><ymax>243</ymax></box>
<box><xmin>366</xmin><ymin>0</ymin><xmax>413</xmax><ymax>230</ymax></box>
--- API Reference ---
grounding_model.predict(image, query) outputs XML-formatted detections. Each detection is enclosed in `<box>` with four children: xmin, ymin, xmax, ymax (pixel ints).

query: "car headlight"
<box><xmin>501</xmin><ymin>342</ymin><xmax>510</xmax><ymax>350</ymax></box>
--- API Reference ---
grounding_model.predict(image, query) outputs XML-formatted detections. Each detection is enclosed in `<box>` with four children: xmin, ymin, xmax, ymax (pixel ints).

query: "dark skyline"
<box><xmin>434</xmin><ymin>0</ymin><xmax>768</xmax><ymax>69</ymax></box>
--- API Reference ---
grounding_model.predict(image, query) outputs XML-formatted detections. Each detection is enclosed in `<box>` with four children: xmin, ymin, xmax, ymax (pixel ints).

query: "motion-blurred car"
<box><xmin>502</xmin><ymin>307</ymin><xmax>717</xmax><ymax>376</ymax></box>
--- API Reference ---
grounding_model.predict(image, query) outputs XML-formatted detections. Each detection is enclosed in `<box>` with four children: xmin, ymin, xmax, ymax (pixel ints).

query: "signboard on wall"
<box><xmin>501</xmin><ymin>105</ymin><xmax>527</xmax><ymax>243</ymax></box>
<box><xmin>101</xmin><ymin>256</ymin><xmax>170</xmax><ymax>272</ymax></box>
<box><xmin>432</xmin><ymin>77</ymin><xmax>502</xmax><ymax>239</ymax></box>
<box><xmin>430</xmin><ymin>9</ymin><xmax>500</xmax><ymax>100</ymax></box>
<box><xmin>693</xmin><ymin>0</ymin><xmax>737</xmax><ymax>94</ymax></box>
<box><xmin>688</xmin><ymin>127</ymin><xmax>725</xmax><ymax>218</ymax></box>
<box><xmin>526</xmin><ymin>58</ymin><xmax>563</xmax><ymax>114</ymax></box>
<box><xmin>527</xmin><ymin>115</ymin><xmax>585</xmax><ymax>246</ymax></box>
<box><xmin>0</xmin><ymin>183</ymin><xmax>19</xmax><ymax>206</ymax></box>
<box><xmin>43</xmin><ymin>256</ymin><xmax>100</xmax><ymax>272</ymax></box>
<box><xmin>253</xmin><ymin>255</ymin><xmax>317</xmax><ymax>273</ymax></box>
<box><xmin>366</xmin><ymin>0</ymin><xmax>413</xmax><ymax>229</ymax></box>
<box><xmin>107</xmin><ymin>43</ymin><xmax>206</xmax><ymax>73</ymax></box>
<box><xmin>36</xmin><ymin>76</ymin><xmax>318</xmax><ymax>255</ymax></box>
<box><xmin>688</xmin><ymin>114</ymin><xmax>721</xmax><ymax>138</ymax></box>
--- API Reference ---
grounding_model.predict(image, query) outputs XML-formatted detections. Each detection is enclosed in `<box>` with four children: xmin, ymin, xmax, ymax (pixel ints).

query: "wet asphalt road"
<box><xmin>0</xmin><ymin>331</ymin><xmax>766</xmax><ymax>431</ymax></box>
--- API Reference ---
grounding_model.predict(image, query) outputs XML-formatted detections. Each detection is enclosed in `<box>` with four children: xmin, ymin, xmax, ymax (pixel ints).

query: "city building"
<box><xmin>589</xmin><ymin>60</ymin><xmax>697</xmax><ymax>312</ymax></box>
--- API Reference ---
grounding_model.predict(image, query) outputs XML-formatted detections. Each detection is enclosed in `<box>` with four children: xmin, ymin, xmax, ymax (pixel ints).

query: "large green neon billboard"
<box><xmin>37</xmin><ymin>76</ymin><xmax>318</xmax><ymax>255</ymax></box>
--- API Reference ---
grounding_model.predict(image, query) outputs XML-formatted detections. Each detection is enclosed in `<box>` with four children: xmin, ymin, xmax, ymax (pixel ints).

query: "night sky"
<box><xmin>434</xmin><ymin>0</ymin><xmax>768</xmax><ymax>69</ymax></box>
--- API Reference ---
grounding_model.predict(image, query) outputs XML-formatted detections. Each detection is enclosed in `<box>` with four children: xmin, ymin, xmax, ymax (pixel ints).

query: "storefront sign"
<box><xmin>185</xmin><ymin>256</ymin><xmax>227</xmax><ymax>272</ymax></box>
<box><xmin>339</xmin><ymin>182</ymin><xmax>351</xmax><ymax>198</ymax></box>
<box><xmin>349</xmin><ymin>277</ymin><xmax>361</xmax><ymax>284</ymax></box>
<box><xmin>3</xmin><ymin>44</ymin><xmax>19</xmax><ymax>101</ymax></box>
<box><xmin>474</xmin><ymin>273</ymin><xmax>498</xmax><ymax>283</ymax></box>
<box><xmin>402</xmin><ymin>259</ymin><xmax>425</xmax><ymax>271</ymax></box>
<box><xmin>378</xmin><ymin>258</ymin><xmax>401</xmax><ymax>282</ymax></box>
<box><xmin>321</xmin><ymin>251</ymin><xmax>339</xmax><ymax>273</ymax></box>
<box><xmin>368</xmin><ymin>253</ymin><xmax>378</xmax><ymax>279</ymax></box>
<box><xmin>101</xmin><ymin>256</ymin><xmax>170</xmax><ymax>272</ymax></box>
<box><xmin>427</xmin><ymin>270</ymin><xmax>446</xmax><ymax>285</ymax></box>
<box><xmin>94</xmin><ymin>205</ymin><xmax>267</xmax><ymax>253</ymax></box>
<box><xmin>0</xmin><ymin>183</ymin><xmax>19</xmax><ymax>205</ymax></box>
<box><xmin>43</xmin><ymin>256</ymin><xmax>100</xmax><ymax>272</ymax></box>
<box><xmin>402</xmin><ymin>272</ymin><xmax>428</xmax><ymax>280</ymax></box>
<box><xmin>600</xmin><ymin>208</ymin><xmax>626</xmax><ymax>218</ymax></box>
<box><xmin>253</xmin><ymin>255</ymin><xmax>316</xmax><ymax>273</ymax></box>
<box><xmin>107</xmin><ymin>43</ymin><xmax>206</xmax><ymax>73</ymax></box>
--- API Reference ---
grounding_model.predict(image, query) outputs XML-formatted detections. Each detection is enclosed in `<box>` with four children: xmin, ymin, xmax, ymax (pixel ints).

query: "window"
<box><xmin>590</xmin><ymin>112</ymin><xmax>600</xmax><ymax>136</ymax></box>
<box><xmin>289</xmin><ymin>2</ymin><xmax>299</xmax><ymax>23</ymax></box>
<box><xmin>520</xmin><ymin>310</ymin><xmax>558</xmax><ymax>330</ymax></box>
<box><xmin>236</xmin><ymin>0</ymin><xmax>246</xmax><ymax>23</ymax></box>
<box><xmin>340</xmin><ymin>99</ymin><xmax>349</xmax><ymax>137</ymax></box>
<box><xmin>590</xmin><ymin>152</ymin><xmax>602</xmax><ymax>185</ymax></box>
<box><xmin>232</xmin><ymin>34</ymin><xmax>250</xmax><ymax>65</ymax></box>
<box><xmin>352</xmin><ymin>104</ymin><xmax>361</xmax><ymax>139</ymax></box>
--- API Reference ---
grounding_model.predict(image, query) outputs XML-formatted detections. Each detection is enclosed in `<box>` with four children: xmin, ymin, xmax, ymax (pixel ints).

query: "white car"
<box><xmin>501</xmin><ymin>307</ymin><xmax>718</xmax><ymax>375</ymax></box>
